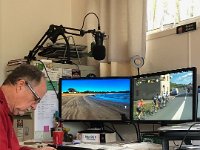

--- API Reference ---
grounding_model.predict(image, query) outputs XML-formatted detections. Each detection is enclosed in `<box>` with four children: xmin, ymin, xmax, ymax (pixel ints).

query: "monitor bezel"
<box><xmin>59</xmin><ymin>76</ymin><xmax>133</xmax><ymax>123</ymax></box>
<box><xmin>132</xmin><ymin>67</ymin><xmax>197</xmax><ymax>124</ymax></box>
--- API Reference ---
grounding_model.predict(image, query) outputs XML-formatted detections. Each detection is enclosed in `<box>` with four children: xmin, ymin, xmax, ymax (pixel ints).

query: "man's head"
<box><xmin>2</xmin><ymin>64</ymin><xmax>47</xmax><ymax>116</ymax></box>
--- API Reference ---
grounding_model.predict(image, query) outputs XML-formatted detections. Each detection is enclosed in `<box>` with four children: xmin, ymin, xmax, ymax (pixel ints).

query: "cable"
<box><xmin>173</xmin><ymin>140</ymin><xmax>179</xmax><ymax>146</ymax></box>
<box><xmin>137</xmin><ymin>125</ymin><xmax>141</xmax><ymax>142</ymax></box>
<box><xmin>67</xmin><ymin>36</ymin><xmax>81</xmax><ymax>65</ymax></box>
<box><xmin>37</xmin><ymin>60</ymin><xmax>59</xmax><ymax>100</ymax></box>
<box><xmin>80</xmin><ymin>12</ymin><xmax>100</xmax><ymax>31</ymax></box>
<box><xmin>111</xmin><ymin>123</ymin><xmax>125</xmax><ymax>141</ymax></box>
<box><xmin>136</xmin><ymin>123</ymin><xmax>142</xmax><ymax>142</ymax></box>
<box><xmin>152</xmin><ymin>124</ymin><xmax>155</xmax><ymax>132</ymax></box>
<box><xmin>102</xmin><ymin>123</ymin><xmax>124</xmax><ymax>141</ymax></box>
<box><xmin>178</xmin><ymin>122</ymin><xmax>199</xmax><ymax>149</ymax></box>
<box><xmin>71</xmin><ymin>62</ymin><xmax>80</xmax><ymax>71</ymax></box>
<box><xmin>49</xmin><ymin>36</ymin><xmax>82</xmax><ymax>66</ymax></box>
<box><xmin>130</xmin><ymin>123</ymin><xmax>141</xmax><ymax>142</ymax></box>
<box><xmin>51</xmin><ymin>32</ymin><xmax>82</xmax><ymax>65</ymax></box>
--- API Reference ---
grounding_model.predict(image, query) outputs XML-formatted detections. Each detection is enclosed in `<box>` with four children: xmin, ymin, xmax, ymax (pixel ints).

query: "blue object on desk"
<box><xmin>72</xmin><ymin>140</ymin><xmax>81</xmax><ymax>144</ymax></box>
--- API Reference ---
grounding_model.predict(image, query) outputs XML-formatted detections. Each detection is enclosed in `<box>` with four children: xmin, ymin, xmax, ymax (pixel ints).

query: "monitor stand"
<box><xmin>78</xmin><ymin>122</ymin><xmax>114</xmax><ymax>133</ymax></box>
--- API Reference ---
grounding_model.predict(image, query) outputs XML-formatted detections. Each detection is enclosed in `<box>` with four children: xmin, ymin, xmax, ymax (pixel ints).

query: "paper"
<box><xmin>34</xmin><ymin>90</ymin><xmax>58</xmax><ymax>131</ymax></box>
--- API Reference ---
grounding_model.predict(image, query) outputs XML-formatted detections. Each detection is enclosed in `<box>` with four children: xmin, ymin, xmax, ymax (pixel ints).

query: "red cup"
<box><xmin>53</xmin><ymin>131</ymin><xmax>64</xmax><ymax>145</ymax></box>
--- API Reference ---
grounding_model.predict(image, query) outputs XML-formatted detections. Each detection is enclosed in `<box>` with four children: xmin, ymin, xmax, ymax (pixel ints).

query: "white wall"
<box><xmin>0</xmin><ymin>0</ymin><xmax>71</xmax><ymax>84</ymax></box>
<box><xmin>142</xmin><ymin>22</ymin><xmax>200</xmax><ymax>85</ymax></box>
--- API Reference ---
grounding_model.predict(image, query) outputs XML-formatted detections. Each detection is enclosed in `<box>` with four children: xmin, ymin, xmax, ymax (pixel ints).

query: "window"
<box><xmin>147</xmin><ymin>0</ymin><xmax>200</xmax><ymax>32</ymax></box>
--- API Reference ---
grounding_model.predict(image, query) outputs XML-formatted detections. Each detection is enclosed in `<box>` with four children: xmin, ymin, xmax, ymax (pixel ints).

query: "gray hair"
<box><xmin>3</xmin><ymin>64</ymin><xmax>45</xmax><ymax>86</ymax></box>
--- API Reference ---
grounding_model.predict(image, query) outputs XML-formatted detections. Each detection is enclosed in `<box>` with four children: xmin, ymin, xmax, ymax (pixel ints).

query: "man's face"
<box><xmin>13</xmin><ymin>78</ymin><xmax>47</xmax><ymax>116</ymax></box>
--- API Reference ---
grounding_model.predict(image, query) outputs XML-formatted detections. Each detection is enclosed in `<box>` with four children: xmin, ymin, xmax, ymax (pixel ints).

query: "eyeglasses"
<box><xmin>25</xmin><ymin>81</ymin><xmax>41</xmax><ymax>103</ymax></box>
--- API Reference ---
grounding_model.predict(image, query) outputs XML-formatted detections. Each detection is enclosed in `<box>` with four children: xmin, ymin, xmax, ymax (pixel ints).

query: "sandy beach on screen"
<box><xmin>61</xmin><ymin>93</ymin><xmax>129</xmax><ymax>120</ymax></box>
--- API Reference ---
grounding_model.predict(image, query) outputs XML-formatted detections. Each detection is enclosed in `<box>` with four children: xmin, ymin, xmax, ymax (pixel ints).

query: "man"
<box><xmin>136</xmin><ymin>99</ymin><xmax>145</xmax><ymax>120</ymax></box>
<box><xmin>0</xmin><ymin>64</ymin><xmax>56</xmax><ymax>150</ymax></box>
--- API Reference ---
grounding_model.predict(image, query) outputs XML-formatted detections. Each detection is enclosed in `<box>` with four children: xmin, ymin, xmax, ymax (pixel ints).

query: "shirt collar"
<box><xmin>0</xmin><ymin>88</ymin><xmax>12</xmax><ymax>116</ymax></box>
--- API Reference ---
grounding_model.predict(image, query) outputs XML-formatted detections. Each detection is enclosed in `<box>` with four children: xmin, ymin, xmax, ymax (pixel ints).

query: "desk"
<box><xmin>49</xmin><ymin>142</ymin><xmax>162</xmax><ymax>150</ymax></box>
<box><xmin>159</xmin><ymin>131</ymin><xmax>200</xmax><ymax>150</ymax></box>
<box><xmin>21</xmin><ymin>141</ymin><xmax>162</xmax><ymax>150</ymax></box>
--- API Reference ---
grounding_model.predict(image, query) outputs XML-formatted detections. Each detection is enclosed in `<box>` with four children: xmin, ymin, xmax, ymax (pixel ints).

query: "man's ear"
<box><xmin>15</xmin><ymin>79</ymin><xmax>25</xmax><ymax>92</ymax></box>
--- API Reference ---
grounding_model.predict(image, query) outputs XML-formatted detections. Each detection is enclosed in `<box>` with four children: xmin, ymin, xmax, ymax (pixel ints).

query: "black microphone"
<box><xmin>92</xmin><ymin>31</ymin><xmax>106</xmax><ymax>60</ymax></box>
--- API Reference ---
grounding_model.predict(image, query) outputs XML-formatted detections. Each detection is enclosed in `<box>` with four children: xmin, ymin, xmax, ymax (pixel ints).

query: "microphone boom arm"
<box><xmin>25</xmin><ymin>24</ymin><xmax>102</xmax><ymax>63</ymax></box>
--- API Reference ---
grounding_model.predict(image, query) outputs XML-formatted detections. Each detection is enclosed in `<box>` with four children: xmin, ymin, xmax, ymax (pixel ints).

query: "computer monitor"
<box><xmin>132</xmin><ymin>67</ymin><xmax>197</xmax><ymax>124</ymax></box>
<box><xmin>196</xmin><ymin>86</ymin><xmax>200</xmax><ymax>120</ymax></box>
<box><xmin>59</xmin><ymin>77</ymin><xmax>132</xmax><ymax>124</ymax></box>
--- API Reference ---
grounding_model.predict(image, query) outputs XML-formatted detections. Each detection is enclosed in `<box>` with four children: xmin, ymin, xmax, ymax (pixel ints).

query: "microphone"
<box><xmin>92</xmin><ymin>31</ymin><xmax>106</xmax><ymax>60</ymax></box>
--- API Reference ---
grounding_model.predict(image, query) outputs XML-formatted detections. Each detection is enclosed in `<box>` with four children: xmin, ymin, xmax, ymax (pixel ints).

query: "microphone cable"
<box><xmin>80</xmin><ymin>12</ymin><xmax>100</xmax><ymax>31</ymax></box>
<box><xmin>80</xmin><ymin>12</ymin><xmax>106</xmax><ymax>61</ymax></box>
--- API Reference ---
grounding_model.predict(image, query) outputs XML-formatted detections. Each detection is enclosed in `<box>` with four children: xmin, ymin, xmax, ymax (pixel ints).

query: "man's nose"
<box><xmin>31</xmin><ymin>103</ymin><xmax>37</xmax><ymax>110</ymax></box>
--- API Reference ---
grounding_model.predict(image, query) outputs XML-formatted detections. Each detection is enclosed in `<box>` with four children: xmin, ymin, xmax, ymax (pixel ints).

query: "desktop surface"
<box><xmin>50</xmin><ymin>145</ymin><xmax>92</xmax><ymax>150</ymax></box>
<box><xmin>48</xmin><ymin>142</ymin><xmax>162</xmax><ymax>150</ymax></box>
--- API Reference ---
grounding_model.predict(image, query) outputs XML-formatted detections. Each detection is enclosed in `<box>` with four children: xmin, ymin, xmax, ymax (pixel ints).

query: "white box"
<box><xmin>79</xmin><ymin>132</ymin><xmax>116</xmax><ymax>143</ymax></box>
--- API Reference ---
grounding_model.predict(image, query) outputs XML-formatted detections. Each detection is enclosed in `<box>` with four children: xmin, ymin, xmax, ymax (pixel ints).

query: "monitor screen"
<box><xmin>132</xmin><ymin>67</ymin><xmax>197</xmax><ymax>124</ymax></box>
<box><xmin>59</xmin><ymin>77</ymin><xmax>132</xmax><ymax>123</ymax></box>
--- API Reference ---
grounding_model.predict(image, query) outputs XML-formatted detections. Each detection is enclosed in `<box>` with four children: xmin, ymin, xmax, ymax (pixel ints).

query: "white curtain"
<box><xmin>85</xmin><ymin>0</ymin><xmax>147</xmax><ymax>76</ymax></box>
